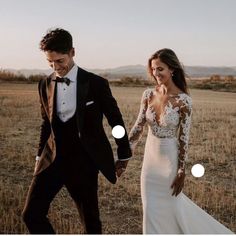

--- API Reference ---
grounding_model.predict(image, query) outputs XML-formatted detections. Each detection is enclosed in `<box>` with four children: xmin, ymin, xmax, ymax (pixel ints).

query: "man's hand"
<box><xmin>115</xmin><ymin>160</ymin><xmax>129</xmax><ymax>177</ymax></box>
<box><xmin>171</xmin><ymin>168</ymin><xmax>185</xmax><ymax>197</ymax></box>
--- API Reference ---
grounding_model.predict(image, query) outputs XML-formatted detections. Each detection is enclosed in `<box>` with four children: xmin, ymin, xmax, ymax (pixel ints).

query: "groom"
<box><xmin>22</xmin><ymin>28</ymin><xmax>132</xmax><ymax>234</ymax></box>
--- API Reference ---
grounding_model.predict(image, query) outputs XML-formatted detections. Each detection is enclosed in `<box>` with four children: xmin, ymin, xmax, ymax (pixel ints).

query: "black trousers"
<box><xmin>22</xmin><ymin>116</ymin><xmax>102</xmax><ymax>234</ymax></box>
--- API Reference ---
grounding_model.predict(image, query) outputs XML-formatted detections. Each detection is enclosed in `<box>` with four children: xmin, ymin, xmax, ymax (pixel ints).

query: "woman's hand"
<box><xmin>171</xmin><ymin>168</ymin><xmax>185</xmax><ymax>197</ymax></box>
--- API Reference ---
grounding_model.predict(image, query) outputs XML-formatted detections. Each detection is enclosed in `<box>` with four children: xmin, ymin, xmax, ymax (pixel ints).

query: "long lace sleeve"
<box><xmin>177</xmin><ymin>95</ymin><xmax>192</xmax><ymax>169</ymax></box>
<box><xmin>129</xmin><ymin>89</ymin><xmax>150</xmax><ymax>151</ymax></box>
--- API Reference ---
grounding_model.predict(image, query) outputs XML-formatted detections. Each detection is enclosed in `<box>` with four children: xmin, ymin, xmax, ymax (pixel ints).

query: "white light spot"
<box><xmin>191</xmin><ymin>164</ymin><xmax>205</xmax><ymax>178</ymax></box>
<box><xmin>112</xmin><ymin>125</ymin><xmax>125</xmax><ymax>139</ymax></box>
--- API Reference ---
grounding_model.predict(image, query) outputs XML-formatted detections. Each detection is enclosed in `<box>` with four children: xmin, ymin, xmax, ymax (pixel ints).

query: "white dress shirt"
<box><xmin>56</xmin><ymin>64</ymin><xmax>78</xmax><ymax>122</ymax></box>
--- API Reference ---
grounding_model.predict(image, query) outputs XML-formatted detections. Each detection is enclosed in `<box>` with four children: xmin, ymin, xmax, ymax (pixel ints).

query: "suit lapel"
<box><xmin>47</xmin><ymin>74</ymin><xmax>56</xmax><ymax>123</ymax></box>
<box><xmin>76</xmin><ymin>67</ymin><xmax>90</xmax><ymax>132</ymax></box>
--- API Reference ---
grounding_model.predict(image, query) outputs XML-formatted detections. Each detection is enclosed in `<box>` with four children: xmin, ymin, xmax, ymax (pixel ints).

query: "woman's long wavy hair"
<box><xmin>148</xmin><ymin>48</ymin><xmax>189</xmax><ymax>94</ymax></box>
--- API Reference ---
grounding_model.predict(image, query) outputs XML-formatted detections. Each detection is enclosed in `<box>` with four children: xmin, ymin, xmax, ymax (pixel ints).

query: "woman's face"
<box><xmin>151</xmin><ymin>58</ymin><xmax>173</xmax><ymax>85</ymax></box>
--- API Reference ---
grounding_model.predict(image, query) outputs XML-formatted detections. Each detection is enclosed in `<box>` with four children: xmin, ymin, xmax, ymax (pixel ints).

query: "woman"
<box><xmin>129</xmin><ymin>48</ymin><xmax>233</xmax><ymax>234</ymax></box>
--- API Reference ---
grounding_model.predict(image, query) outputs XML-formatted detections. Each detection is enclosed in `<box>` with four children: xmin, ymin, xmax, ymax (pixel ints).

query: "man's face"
<box><xmin>45</xmin><ymin>49</ymin><xmax>75</xmax><ymax>77</ymax></box>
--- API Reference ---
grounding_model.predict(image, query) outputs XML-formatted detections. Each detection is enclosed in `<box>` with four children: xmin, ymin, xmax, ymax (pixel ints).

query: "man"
<box><xmin>22</xmin><ymin>28</ymin><xmax>132</xmax><ymax>234</ymax></box>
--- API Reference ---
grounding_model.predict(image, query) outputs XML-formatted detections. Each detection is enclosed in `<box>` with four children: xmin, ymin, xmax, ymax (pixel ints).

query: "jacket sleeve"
<box><xmin>37</xmin><ymin>79</ymin><xmax>51</xmax><ymax>156</ymax></box>
<box><xmin>99</xmin><ymin>78</ymin><xmax>132</xmax><ymax>160</ymax></box>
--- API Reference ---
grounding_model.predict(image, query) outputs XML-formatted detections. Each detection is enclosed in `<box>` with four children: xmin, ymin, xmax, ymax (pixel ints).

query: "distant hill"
<box><xmin>2</xmin><ymin>65</ymin><xmax>236</xmax><ymax>79</ymax></box>
<box><xmin>2</xmin><ymin>68</ymin><xmax>53</xmax><ymax>77</ymax></box>
<box><xmin>184</xmin><ymin>66</ymin><xmax>236</xmax><ymax>77</ymax></box>
<box><xmin>91</xmin><ymin>65</ymin><xmax>146</xmax><ymax>79</ymax></box>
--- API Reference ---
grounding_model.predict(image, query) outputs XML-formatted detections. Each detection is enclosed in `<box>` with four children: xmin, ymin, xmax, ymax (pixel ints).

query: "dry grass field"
<box><xmin>0</xmin><ymin>82</ymin><xmax>235</xmax><ymax>234</ymax></box>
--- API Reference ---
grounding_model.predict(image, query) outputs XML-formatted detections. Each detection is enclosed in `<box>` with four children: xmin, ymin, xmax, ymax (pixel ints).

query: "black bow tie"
<box><xmin>53</xmin><ymin>77</ymin><xmax>71</xmax><ymax>86</ymax></box>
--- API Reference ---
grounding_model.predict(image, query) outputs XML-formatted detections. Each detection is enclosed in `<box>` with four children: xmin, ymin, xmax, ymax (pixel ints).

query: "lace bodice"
<box><xmin>129</xmin><ymin>88</ymin><xmax>192</xmax><ymax>163</ymax></box>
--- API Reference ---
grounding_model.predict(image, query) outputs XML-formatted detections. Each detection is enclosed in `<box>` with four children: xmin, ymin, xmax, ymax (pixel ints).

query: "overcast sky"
<box><xmin>1</xmin><ymin>0</ymin><xmax>236</xmax><ymax>70</ymax></box>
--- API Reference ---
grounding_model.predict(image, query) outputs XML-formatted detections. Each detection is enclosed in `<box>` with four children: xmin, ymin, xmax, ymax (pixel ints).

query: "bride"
<box><xmin>128</xmin><ymin>48</ymin><xmax>234</xmax><ymax>234</ymax></box>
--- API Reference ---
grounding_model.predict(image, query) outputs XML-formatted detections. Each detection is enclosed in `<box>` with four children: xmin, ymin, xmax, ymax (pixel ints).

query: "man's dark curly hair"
<box><xmin>39</xmin><ymin>28</ymin><xmax>73</xmax><ymax>54</ymax></box>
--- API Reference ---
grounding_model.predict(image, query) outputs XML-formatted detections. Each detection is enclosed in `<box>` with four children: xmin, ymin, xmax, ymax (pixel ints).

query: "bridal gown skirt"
<box><xmin>141</xmin><ymin>131</ymin><xmax>234</xmax><ymax>234</ymax></box>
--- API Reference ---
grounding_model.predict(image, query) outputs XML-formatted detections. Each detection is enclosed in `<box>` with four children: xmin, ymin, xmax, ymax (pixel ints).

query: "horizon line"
<box><xmin>1</xmin><ymin>64</ymin><xmax>236</xmax><ymax>71</ymax></box>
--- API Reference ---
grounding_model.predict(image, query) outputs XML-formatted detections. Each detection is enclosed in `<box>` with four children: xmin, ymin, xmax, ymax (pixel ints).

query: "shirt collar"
<box><xmin>63</xmin><ymin>63</ymin><xmax>78</xmax><ymax>82</ymax></box>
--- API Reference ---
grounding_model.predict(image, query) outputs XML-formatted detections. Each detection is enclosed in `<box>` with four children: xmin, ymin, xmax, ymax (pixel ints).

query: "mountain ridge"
<box><xmin>2</xmin><ymin>65</ymin><xmax>236</xmax><ymax>78</ymax></box>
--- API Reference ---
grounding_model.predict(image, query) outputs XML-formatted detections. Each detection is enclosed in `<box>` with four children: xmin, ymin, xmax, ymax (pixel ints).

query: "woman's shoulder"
<box><xmin>179</xmin><ymin>92</ymin><xmax>192</xmax><ymax>100</ymax></box>
<box><xmin>178</xmin><ymin>92</ymin><xmax>191</xmax><ymax>99</ymax></box>
<box><xmin>177</xmin><ymin>93</ymin><xmax>192</xmax><ymax>108</ymax></box>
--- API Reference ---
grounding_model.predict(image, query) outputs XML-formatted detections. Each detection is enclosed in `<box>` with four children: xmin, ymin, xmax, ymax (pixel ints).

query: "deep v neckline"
<box><xmin>149</xmin><ymin>89</ymin><xmax>182</xmax><ymax>126</ymax></box>
<box><xmin>149</xmin><ymin>101</ymin><xmax>172</xmax><ymax>126</ymax></box>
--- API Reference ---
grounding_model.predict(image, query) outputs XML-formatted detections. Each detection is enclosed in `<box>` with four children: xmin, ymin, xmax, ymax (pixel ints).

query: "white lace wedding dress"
<box><xmin>129</xmin><ymin>88</ymin><xmax>234</xmax><ymax>234</ymax></box>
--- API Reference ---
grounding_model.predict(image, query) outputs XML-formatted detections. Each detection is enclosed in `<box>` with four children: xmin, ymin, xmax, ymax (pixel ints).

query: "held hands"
<box><xmin>115</xmin><ymin>160</ymin><xmax>129</xmax><ymax>177</ymax></box>
<box><xmin>171</xmin><ymin>168</ymin><xmax>185</xmax><ymax>197</ymax></box>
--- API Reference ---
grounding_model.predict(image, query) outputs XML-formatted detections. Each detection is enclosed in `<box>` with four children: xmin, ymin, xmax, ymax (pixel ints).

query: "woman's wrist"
<box><xmin>177</xmin><ymin>167</ymin><xmax>185</xmax><ymax>174</ymax></box>
<box><xmin>178</xmin><ymin>157</ymin><xmax>185</xmax><ymax>169</ymax></box>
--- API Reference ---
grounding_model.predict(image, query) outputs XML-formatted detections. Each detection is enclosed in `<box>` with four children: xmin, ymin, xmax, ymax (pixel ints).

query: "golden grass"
<box><xmin>0</xmin><ymin>83</ymin><xmax>235</xmax><ymax>233</ymax></box>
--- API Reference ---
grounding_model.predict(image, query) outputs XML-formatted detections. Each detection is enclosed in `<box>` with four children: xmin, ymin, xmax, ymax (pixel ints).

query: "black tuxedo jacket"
<box><xmin>35</xmin><ymin>67</ymin><xmax>132</xmax><ymax>184</ymax></box>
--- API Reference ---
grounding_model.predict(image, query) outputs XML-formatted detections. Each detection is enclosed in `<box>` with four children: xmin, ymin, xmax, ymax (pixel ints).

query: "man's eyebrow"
<box><xmin>47</xmin><ymin>58</ymin><xmax>64</xmax><ymax>62</ymax></box>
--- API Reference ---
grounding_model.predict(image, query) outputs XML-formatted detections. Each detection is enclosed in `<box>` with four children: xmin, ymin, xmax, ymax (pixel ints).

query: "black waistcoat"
<box><xmin>51</xmin><ymin>83</ymin><xmax>81</xmax><ymax>158</ymax></box>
